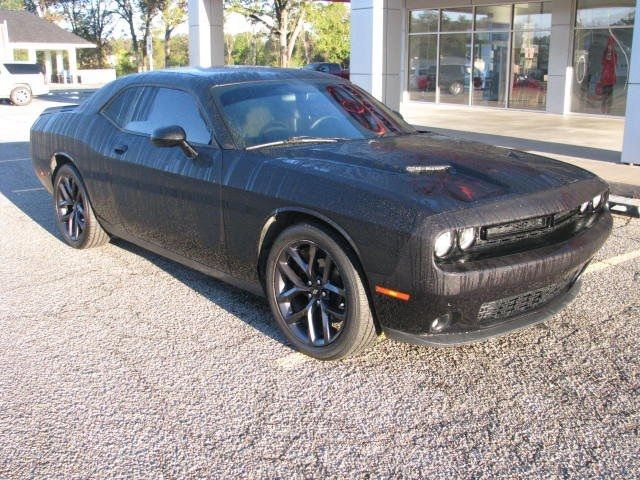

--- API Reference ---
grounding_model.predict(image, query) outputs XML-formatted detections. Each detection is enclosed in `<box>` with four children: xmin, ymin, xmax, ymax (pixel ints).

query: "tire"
<box><xmin>10</xmin><ymin>86</ymin><xmax>32</xmax><ymax>106</ymax></box>
<box><xmin>53</xmin><ymin>163</ymin><xmax>109</xmax><ymax>249</ymax></box>
<box><xmin>449</xmin><ymin>81</ymin><xmax>463</xmax><ymax>96</ymax></box>
<box><xmin>265</xmin><ymin>223</ymin><xmax>377</xmax><ymax>360</ymax></box>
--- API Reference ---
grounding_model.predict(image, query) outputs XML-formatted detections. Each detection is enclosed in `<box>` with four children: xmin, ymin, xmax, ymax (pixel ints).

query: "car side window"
<box><xmin>103</xmin><ymin>86</ymin><xmax>212</xmax><ymax>145</ymax></box>
<box><xmin>102</xmin><ymin>86</ymin><xmax>145</xmax><ymax>127</ymax></box>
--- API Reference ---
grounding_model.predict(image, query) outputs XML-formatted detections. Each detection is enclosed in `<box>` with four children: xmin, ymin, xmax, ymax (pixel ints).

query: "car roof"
<box><xmin>121</xmin><ymin>66</ymin><xmax>334</xmax><ymax>87</ymax></box>
<box><xmin>79</xmin><ymin>66</ymin><xmax>347</xmax><ymax>115</ymax></box>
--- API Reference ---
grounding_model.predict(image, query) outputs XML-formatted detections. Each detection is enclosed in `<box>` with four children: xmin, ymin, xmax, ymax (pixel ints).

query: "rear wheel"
<box><xmin>265</xmin><ymin>223</ymin><xmax>377</xmax><ymax>360</ymax></box>
<box><xmin>10</xmin><ymin>86</ymin><xmax>32</xmax><ymax>106</ymax></box>
<box><xmin>53</xmin><ymin>163</ymin><xmax>109</xmax><ymax>249</ymax></box>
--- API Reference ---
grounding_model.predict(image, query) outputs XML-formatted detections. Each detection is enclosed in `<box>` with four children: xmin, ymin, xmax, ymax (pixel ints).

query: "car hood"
<box><xmin>265</xmin><ymin>133</ymin><xmax>596</xmax><ymax>212</ymax></box>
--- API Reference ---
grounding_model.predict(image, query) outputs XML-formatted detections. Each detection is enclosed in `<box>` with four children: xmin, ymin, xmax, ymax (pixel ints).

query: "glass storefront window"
<box><xmin>475</xmin><ymin>5</ymin><xmax>513</xmax><ymax>31</ymax></box>
<box><xmin>510</xmin><ymin>30</ymin><xmax>550</xmax><ymax>109</ymax></box>
<box><xmin>439</xmin><ymin>33</ymin><xmax>472</xmax><ymax>104</ymax></box>
<box><xmin>514</xmin><ymin>2</ymin><xmax>552</xmax><ymax>30</ymax></box>
<box><xmin>408</xmin><ymin>35</ymin><xmax>438</xmax><ymax>102</ymax></box>
<box><xmin>473</xmin><ymin>32</ymin><xmax>510</xmax><ymax>107</ymax></box>
<box><xmin>441</xmin><ymin>8</ymin><xmax>473</xmax><ymax>32</ymax></box>
<box><xmin>410</xmin><ymin>9</ymin><xmax>439</xmax><ymax>33</ymax></box>
<box><xmin>406</xmin><ymin>2</ymin><xmax>556</xmax><ymax>112</ymax></box>
<box><xmin>576</xmin><ymin>0</ymin><xmax>635</xmax><ymax>27</ymax></box>
<box><xmin>572</xmin><ymin>27</ymin><xmax>634</xmax><ymax>115</ymax></box>
<box><xmin>572</xmin><ymin>0</ymin><xmax>635</xmax><ymax>116</ymax></box>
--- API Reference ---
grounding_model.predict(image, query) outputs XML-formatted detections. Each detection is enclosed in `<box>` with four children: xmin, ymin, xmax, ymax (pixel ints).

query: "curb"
<box><xmin>608</xmin><ymin>195</ymin><xmax>640</xmax><ymax>218</ymax></box>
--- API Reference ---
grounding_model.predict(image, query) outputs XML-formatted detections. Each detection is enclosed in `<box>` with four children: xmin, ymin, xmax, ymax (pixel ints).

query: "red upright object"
<box><xmin>601</xmin><ymin>36</ymin><xmax>618</xmax><ymax>87</ymax></box>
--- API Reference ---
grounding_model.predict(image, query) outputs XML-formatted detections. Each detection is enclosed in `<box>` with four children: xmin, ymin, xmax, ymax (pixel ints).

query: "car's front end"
<box><xmin>371</xmin><ymin>173</ymin><xmax>611</xmax><ymax>345</ymax></box>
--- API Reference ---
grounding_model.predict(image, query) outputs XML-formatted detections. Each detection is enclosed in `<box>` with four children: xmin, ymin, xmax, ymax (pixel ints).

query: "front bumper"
<box><xmin>384</xmin><ymin>277</ymin><xmax>582</xmax><ymax>346</ymax></box>
<box><xmin>371</xmin><ymin>204</ymin><xmax>612</xmax><ymax>344</ymax></box>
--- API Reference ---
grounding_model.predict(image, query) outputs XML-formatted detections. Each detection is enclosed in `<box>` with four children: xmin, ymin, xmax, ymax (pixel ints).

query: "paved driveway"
<box><xmin>0</xmin><ymin>95</ymin><xmax>639</xmax><ymax>478</ymax></box>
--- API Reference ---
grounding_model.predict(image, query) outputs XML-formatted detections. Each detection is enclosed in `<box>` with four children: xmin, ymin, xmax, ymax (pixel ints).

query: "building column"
<box><xmin>44</xmin><ymin>50</ymin><xmax>52</xmax><ymax>83</ymax></box>
<box><xmin>188</xmin><ymin>0</ymin><xmax>224</xmax><ymax>67</ymax></box>
<box><xmin>621</xmin><ymin>1</ymin><xmax>640</xmax><ymax>164</ymax></box>
<box><xmin>55</xmin><ymin>50</ymin><xmax>64</xmax><ymax>83</ymax></box>
<box><xmin>27</xmin><ymin>48</ymin><xmax>36</xmax><ymax>63</ymax></box>
<box><xmin>546</xmin><ymin>0</ymin><xmax>573</xmax><ymax>114</ymax></box>
<box><xmin>0</xmin><ymin>20</ymin><xmax>9</xmax><ymax>62</ymax></box>
<box><xmin>350</xmin><ymin>0</ymin><xmax>403</xmax><ymax>110</ymax></box>
<box><xmin>67</xmin><ymin>48</ymin><xmax>78</xmax><ymax>83</ymax></box>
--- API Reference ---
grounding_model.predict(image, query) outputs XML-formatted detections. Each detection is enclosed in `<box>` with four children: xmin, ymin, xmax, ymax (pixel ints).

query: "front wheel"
<box><xmin>10</xmin><ymin>86</ymin><xmax>32</xmax><ymax>106</ymax></box>
<box><xmin>265</xmin><ymin>223</ymin><xmax>377</xmax><ymax>360</ymax></box>
<box><xmin>53</xmin><ymin>163</ymin><xmax>109</xmax><ymax>249</ymax></box>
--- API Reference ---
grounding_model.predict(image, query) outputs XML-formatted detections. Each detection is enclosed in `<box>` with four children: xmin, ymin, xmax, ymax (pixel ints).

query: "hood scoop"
<box><xmin>405</xmin><ymin>164</ymin><xmax>451</xmax><ymax>174</ymax></box>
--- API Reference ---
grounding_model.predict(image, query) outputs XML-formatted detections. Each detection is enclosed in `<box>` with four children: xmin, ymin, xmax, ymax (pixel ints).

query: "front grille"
<box><xmin>477</xmin><ymin>280</ymin><xmax>570</xmax><ymax>323</ymax></box>
<box><xmin>485</xmin><ymin>216</ymin><xmax>548</xmax><ymax>239</ymax></box>
<box><xmin>472</xmin><ymin>209</ymin><xmax>581</xmax><ymax>251</ymax></box>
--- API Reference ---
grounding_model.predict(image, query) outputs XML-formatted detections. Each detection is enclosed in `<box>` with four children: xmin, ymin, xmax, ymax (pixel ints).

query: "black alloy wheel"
<box><xmin>53</xmin><ymin>163</ymin><xmax>109</xmax><ymax>249</ymax></box>
<box><xmin>56</xmin><ymin>173</ymin><xmax>86</xmax><ymax>242</ymax></box>
<box><xmin>266</xmin><ymin>223</ymin><xmax>377</xmax><ymax>360</ymax></box>
<box><xmin>273</xmin><ymin>240</ymin><xmax>348</xmax><ymax>347</ymax></box>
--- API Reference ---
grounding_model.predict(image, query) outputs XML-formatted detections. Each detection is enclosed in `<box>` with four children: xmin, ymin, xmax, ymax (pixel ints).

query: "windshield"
<box><xmin>212</xmin><ymin>80</ymin><xmax>414</xmax><ymax>148</ymax></box>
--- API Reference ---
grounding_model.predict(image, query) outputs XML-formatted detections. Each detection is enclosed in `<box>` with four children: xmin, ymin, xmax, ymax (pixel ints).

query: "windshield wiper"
<box><xmin>246</xmin><ymin>136</ymin><xmax>345</xmax><ymax>151</ymax></box>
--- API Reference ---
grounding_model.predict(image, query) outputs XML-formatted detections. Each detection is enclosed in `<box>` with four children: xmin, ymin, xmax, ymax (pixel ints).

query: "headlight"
<box><xmin>434</xmin><ymin>231</ymin><xmax>454</xmax><ymax>258</ymax></box>
<box><xmin>592</xmin><ymin>194</ymin><xmax>602</xmax><ymax>209</ymax></box>
<box><xmin>458</xmin><ymin>227</ymin><xmax>476</xmax><ymax>250</ymax></box>
<box><xmin>580</xmin><ymin>201</ymin><xmax>589</xmax><ymax>214</ymax></box>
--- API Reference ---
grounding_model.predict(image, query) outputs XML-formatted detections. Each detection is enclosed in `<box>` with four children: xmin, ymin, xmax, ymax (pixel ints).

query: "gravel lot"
<box><xmin>0</xmin><ymin>94</ymin><xmax>638</xmax><ymax>479</ymax></box>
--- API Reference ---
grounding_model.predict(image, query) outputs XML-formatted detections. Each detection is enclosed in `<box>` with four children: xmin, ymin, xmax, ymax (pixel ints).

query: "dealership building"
<box><xmin>189</xmin><ymin>0</ymin><xmax>637</xmax><ymax>163</ymax></box>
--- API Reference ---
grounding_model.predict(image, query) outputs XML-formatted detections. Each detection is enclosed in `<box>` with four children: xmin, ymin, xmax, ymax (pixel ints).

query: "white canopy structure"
<box><xmin>0</xmin><ymin>9</ymin><xmax>95</xmax><ymax>83</ymax></box>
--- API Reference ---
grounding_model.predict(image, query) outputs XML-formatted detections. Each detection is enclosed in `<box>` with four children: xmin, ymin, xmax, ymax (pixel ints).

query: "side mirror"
<box><xmin>151</xmin><ymin>125</ymin><xmax>198</xmax><ymax>158</ymax></box>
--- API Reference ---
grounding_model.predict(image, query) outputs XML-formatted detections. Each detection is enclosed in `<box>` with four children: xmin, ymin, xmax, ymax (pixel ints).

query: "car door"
<box><xmin>103</xmin><ymin>85</ymin><xmax>225</xmax><ymax>270</ymax></box>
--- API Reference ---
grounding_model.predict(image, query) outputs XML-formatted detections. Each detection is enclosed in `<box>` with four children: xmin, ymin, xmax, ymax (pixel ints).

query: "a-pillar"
<box><xmin>188</xmin><ymin>0</ymin><xmax>224</xmax><ymax>67</ymax></box>
<box><xmin>621</xmin><ymin>0</ymin><xmax>640</xmax><ymax>164</ymax></box>
<box><xmin>67</xmin><ymin>48</ymin><xmax>78</xmax><ymax>83</ymax></box>
<box><xmin>349</xmin><ymin>0</ymin><xmax>402</xmax><ymax>110</ymax></box>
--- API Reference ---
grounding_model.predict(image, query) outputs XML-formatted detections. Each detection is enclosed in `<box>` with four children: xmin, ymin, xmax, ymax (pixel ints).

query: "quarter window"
<box><xmin>103</xmin><ymin>86</ymin><xmax>212</xmax><ymax>144</ymax></box>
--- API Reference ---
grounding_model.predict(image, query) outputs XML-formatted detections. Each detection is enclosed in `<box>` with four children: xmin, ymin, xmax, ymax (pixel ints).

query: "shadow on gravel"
<box><xmin>0</xmin><ymin>141</ymin><xmax>61</xmax><ymax>240</ymax></box>
<box><xmin>0</xmin><ymin>143</ymin><xmax>288</xmax><ymax>348</ymax></box>
<box><xmin>111</xmin><ymin>238</ymin><xmax>290</xmax><ymax>348</ymax></box>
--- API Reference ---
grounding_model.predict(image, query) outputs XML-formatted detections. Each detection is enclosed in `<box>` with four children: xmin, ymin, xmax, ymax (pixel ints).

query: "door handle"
<box><xmin>114</xmin><ymin>144</ymin><xmax>128</xmax><ymax>155</ymax></box>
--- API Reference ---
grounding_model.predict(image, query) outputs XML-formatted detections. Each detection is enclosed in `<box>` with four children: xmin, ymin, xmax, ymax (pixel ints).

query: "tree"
<box><xmin>59</xmin><ymin>0</ymin><xmax>116</xmax><ymax>68</ymax></box>
<box><xmin>306</xmin><ymin>2</ymin><xmax>349</xmax><ymax>66</ymax></box>
<box><xmin>0</xmin><ymin>0</ymin><xmax>24</xmax><ymax>10</ymax></box>
<box><xmin>113</xmin><ymin>0</ymin><xmax>162</xmax><ymax>70</ymax></box>
<box><xmin>227</xmin><ymin>0</ymin><xmax>305</xmax><ymax>67</ymax></box>
<box><xmin>138</xmin><ymin>0</ymin><xmax>162</xmax><ymax>70</ymax></box>
<box><xmin>113</xmin><ymin>0</ymin><xmax>139</xmax><ymax>61</ymax></box>
<box><xmin>24</xmin><ymin>0</ymin><xmax>58</xmax><ymax>18</ymax></box>
<box><xmin>160</xmin><ymin>0</ymin><xmax>186</xmax><ymax>67</ymax></box>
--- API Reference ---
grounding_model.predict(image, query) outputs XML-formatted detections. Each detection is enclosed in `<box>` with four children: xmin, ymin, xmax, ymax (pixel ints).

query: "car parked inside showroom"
<box><xmin>30</xmin><ymin>67</ymin><xmax>611</xmax><ymax>360</ymax></box>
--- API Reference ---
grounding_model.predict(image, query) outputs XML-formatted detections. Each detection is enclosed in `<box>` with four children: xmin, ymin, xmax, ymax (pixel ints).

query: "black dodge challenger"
<box><xmin>30</xmin><ymin>67</ymin><xmax>612</xmax><ymax>360</ymax></box>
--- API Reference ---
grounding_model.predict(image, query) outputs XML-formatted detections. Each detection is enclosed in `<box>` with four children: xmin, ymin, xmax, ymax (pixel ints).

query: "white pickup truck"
<box><xmin>0</xmin><ymin>62</ymin><xmax>49</xmax><ymax>106</ymax></box>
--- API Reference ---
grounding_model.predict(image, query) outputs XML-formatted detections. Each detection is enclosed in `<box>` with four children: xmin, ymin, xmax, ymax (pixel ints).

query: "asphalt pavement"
<box><xmin>0</xmin><ymin>94</ymin><xmax>638</xmax><ymax>478</ymax></box>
